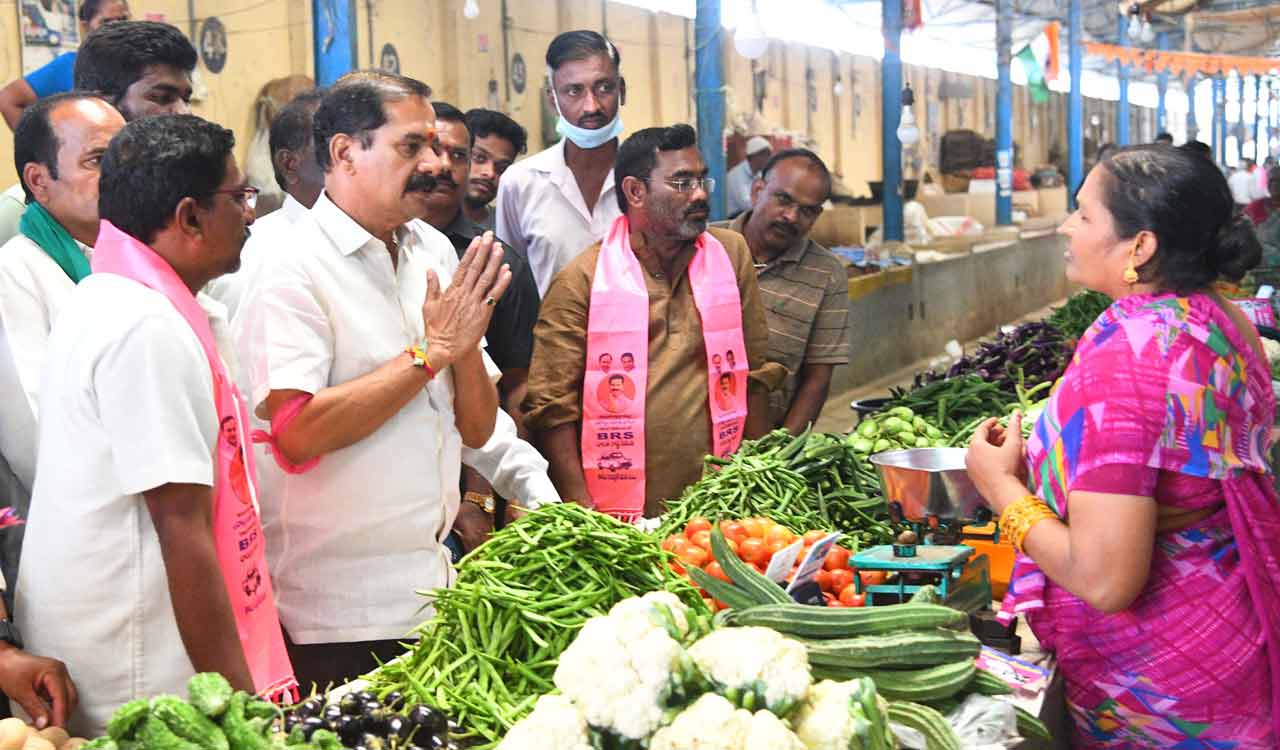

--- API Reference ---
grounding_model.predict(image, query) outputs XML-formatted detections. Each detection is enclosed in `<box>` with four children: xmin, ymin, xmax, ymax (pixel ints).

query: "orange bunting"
<box><xmin>1084</xmin><ymin>43</ymin><xmax>1280</xmax><ymax>78</ymax></box>
<box><xmin>1045</xmin><ymin>22</ymin><xmax>1061</xmax><ymax>81</ymax></box>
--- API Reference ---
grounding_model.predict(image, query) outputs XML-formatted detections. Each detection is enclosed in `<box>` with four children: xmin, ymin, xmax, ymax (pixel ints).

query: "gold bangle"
<box><xmin>998</xmin><ymin>495</ymin><xmax>1059</xmax><ymax>553</ymax></box>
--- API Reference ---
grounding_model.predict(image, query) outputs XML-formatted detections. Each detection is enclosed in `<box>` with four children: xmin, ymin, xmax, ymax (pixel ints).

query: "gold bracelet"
<box><xmin>998</xmin><ymin>495</ymin><xmax>1059</xmax><ymax>553</ymax></box>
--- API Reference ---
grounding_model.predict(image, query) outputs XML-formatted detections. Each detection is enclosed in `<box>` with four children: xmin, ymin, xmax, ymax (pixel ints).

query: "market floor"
<box><xmin>813</xmin><ymin>299</ymin><xmax>1067</xmax><ymax>435</ymax></box>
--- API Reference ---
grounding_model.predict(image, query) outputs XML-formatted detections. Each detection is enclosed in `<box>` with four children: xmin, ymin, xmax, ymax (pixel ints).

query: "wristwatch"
<box><xmin>463</xmin><ymin>491</ymin><xmax>496</xmax><ymax>515</ymax></box>
<box><xmin>0</xmin><ymin>619</ymin><xmax>25</xmax><ymax>650</ymax></box>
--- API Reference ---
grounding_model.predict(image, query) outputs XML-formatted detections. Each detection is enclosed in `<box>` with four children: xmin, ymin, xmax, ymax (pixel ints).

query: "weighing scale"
<box><xmin>850</xmin><ymin>448</ymin><xmax>997</xmax><ymax>615</ymax></box>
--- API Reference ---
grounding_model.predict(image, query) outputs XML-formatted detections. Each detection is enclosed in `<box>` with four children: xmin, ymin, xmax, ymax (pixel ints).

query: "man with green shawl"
<box><xmin>0</xmin><ymin>92</ymin><xmax>124</xmax><ymax>517</ymax></box>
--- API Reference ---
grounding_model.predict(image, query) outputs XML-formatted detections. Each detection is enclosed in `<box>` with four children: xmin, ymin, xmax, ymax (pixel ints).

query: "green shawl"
<box><xmin>18</xmin><ymin>202</ymin><xmax>90</xmax><ymax>282</ymax></box>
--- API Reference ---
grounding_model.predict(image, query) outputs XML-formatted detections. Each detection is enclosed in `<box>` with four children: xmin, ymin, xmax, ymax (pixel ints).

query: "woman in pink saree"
<box><xmin>966</xmin><ymin>145</ymin><xmax>1278</xmax><ymax>748</ymax></box>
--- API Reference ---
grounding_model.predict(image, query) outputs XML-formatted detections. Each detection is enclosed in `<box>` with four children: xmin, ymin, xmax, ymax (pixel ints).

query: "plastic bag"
<box><xmin>946</xmin><ymin>694</ymin><xmax>1021</xmax><ymax>750</ymax></box>
<box><xmin>888</xmin><ymin>721</ymin><xmax>928</xmax><ymax>750</ymax></box>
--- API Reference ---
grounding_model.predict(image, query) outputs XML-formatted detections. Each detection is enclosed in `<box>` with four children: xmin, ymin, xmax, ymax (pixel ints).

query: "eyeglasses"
<box><xmin>651</xmin><ymin>177</ymin><xmax>716</xmax><ymax>194</ymax></box>
<box><xmin>212</xmin><ymin>186</ymin><xmax>260</xmax><ymax>210</ymax></box>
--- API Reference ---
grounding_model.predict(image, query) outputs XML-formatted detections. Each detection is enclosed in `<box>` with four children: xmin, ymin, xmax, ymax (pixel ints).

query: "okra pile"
<box><xmin>364</xmin><ymin>503</ymin><xmax>706</xmax><ymax>747</ymax></box>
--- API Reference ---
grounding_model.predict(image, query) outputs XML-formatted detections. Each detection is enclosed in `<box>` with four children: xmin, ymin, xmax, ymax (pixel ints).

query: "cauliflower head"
<box><xmin>497</xmin><ymin>695</ymin><xmax>592</xmax><ymax>750</ymax></box>
<box><xmin>687</xmin><ymin>627</ymin><xmax>811</xmax><ymax>716</ymax></box>
<box><xmin>792</xmin><ymin>678</ymin><xmax>897</xmax><ymax>750</ymax></box>
<box><xmin>553</xmin><ymin>592</ymin><xmax>702</xmax><ymax>740</ymax></box>
<box><xmin>649</xmin><ymin>694</ymin><xmax>806</xmax><ymax>750</ymax></box>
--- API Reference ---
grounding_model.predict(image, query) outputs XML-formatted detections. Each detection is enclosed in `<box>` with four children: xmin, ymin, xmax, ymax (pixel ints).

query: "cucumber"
<box><xmin>886</xmin><ymin>701</ymin><xmax>962</xmax><ymax>750</ymax></box>
<box><xmin>846</xmin><ymin>661</ymin><xmax>976</xmax><ymax>702</ymax></box>
<box><xmin>708</xmin><ymin>527</ymin><xmax>790</xmax><ymax>605</ymax></box>
<box><xmin>686</xmin><ymin>565</ymin><xmax>758</xmax><ymax>610</ymax></box>
<box><xmin>802</xmin><ymin>628</ymin><xmax>981</xmax><ymax>669</ymax></box>
<box><xmin>727</xmin><ymin>602</ymin><xmax>969</xmax><ymax>638</ymax></box>
<box><xmin>1015</xmin><ymin>705</ymin><xmax>1053</xmax><ymax>741</ymax></box>
<box><xmin>966</xmin><ymin>668</ymin><xmax>1013</xmax><ymax>696</ymax></box>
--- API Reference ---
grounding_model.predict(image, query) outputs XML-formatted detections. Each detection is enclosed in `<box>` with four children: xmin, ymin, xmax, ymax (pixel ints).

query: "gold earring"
<box><xmin>1123</xmin><ymin>244</ymin><xmax>1140</xmax><ymax>285</ymax></box>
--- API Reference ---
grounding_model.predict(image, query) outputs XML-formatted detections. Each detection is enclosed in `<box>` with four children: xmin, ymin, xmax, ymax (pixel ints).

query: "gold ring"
<box><xmin>485</xmin><ymin>297</ymin><xmax>497</xmax><ymax>306</ymax></box>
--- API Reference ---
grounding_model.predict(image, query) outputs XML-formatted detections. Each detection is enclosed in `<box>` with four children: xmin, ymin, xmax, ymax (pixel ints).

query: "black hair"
<box><xmin>14</xmin><ymin>91</ymin><xmax>107</xmax><ymax>202</ymax></box>
<box><xmin>608</xmin><ymin>373</ymin><xmax>624</xmax><ymax>384</ymax></box>
<box><xmin>1098</xmin><ymin>145</ymin><xmax>1260</xmax><ymax>292</ymax></box>
<box><xmin>431</xmin><ymin>101</ymin><xmax>470</xmax><ymax>145</ymax></box>
<box><xmin>79</xmin><ymin>0</ymin><xmax>123</xmax><ymax>24</ymax></box>
<box><xmin>268</xmin><ymin>88</ymin><xmax>325</xmax><ymax>191</ymax></box>
<box><xmin>760</xmin><ymin>147</ymin><xmax>833</xmax><ymax>200</ymax></box>
<box><xmin>1178</xmin><ymin>140</ymin><xmax>1212</xmax><ymax>159</ymax></box>
<box><xmin>614</xmin><ymin>124</ymin><xmax>698</xmax><ymax>215</ymax></box>
<box><xmin>74</xmin><ymin>21</ymin><xmax>196</xmax><ymax>106</ymax></box>
<box><xmin>546</xmin><ymin>30</ymin><xmax>620</xmax><ymax>72</ymax></box>
<box><xmin>99</xmin><ymin>114</ymin><xmax>235</xmax><ymax>245</ymax></box>
<box><xmin>312</xmin><ymin>74</ymin><xmax>432</xmax><ymax>172</ymax></box>
<box><xmin>465</xmin><ymin>108</ymin><xmax>527</xmax><ymax>156</ymax></box>
<box><xmin>1154</xmin><ymin>132</ymin><xmax>1173</xmax><ymax>143</ymax></box>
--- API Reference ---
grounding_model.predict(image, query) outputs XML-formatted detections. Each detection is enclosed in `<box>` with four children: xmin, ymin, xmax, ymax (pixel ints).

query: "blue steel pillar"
<box><xmin>995</xmin><ymin>0</ymin><xmax>1013</xmax><ymax>225</ymax></box>
<box><xmin>1067</xmin><ymin>0</ymin><xmax>1083</xmax><ymax>208</ymax></box>
<box><xmin>1238</xmin><ymin>75</ymin><xmax>1247</xmax><ymax>162</ymax></box>
<box><xmin>1259</xmin><ymin>80</ymin><xmax>1269</xmax><ymax>161</ymax></box>
<box><xmin>313</xmin><ymin>0</ymin><xmax>357</xmax><ymax>86</ymax></box>
<box><xmin>881</xmin><ymin>0</ymin><xmax>904</xmax><ymax>242</ymax></box>
<box><xmin>1156</xmin><ymin>32</ymin><xmax>1169</xmax><ymax>133</ymax></box>
<box><xmin>1116</xmin><ymin>14</ymin><xmax>1129</xmax><ymax>145</ymax></box>
<box><xmin>1217</xmin><ymin>76</ymin><xmax>1229</xmax><ymax>165</ymax></box>
<box><xmin>695</xmin><ymin>0</ymin><xmax>727</xmax><ymax>220</ymax></box>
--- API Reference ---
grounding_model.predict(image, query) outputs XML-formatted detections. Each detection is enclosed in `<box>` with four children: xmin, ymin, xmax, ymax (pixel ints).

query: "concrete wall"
<box><xmin>831</xmin><ymin>231</ymin><xmax>1072</xmax><ymax>394</ymax></box>
<box><xmin>0</xmin><ymin>0</ymin><xmax>1151</xmax><ymax>193</ymax></box>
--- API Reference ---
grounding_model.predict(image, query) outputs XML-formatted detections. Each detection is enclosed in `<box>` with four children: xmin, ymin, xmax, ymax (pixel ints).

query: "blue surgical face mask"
<box><xmin>550</xmin><ymin>71</ymin><xmax>624</xmax><ymax>150</ymax></box>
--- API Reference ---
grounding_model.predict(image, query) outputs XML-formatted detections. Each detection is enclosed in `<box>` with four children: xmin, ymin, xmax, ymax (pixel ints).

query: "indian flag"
<box><xmin>1016</xmin><ymin>22</ymin><xmax>1061</xmax><ymax>104</ymax></box>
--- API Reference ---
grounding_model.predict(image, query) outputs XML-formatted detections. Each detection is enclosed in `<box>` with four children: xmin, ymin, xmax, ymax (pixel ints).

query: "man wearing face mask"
<box><xmin>524</xmin><ymin>124</ymin><xmax>784</xmax><ymax>521</ymax></box>
<box><xmin>496</xmin><ymin>30</ymin><xmax>625</xmax><ymax>295</ymax></box>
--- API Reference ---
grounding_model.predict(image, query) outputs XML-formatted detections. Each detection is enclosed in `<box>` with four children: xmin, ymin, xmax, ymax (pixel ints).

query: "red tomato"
<box><xmin>685</xmin><ymin>517</ymin><xmax>712</xmax><ymax>540</ymax></box>
<box><xmin>823</xmin><ymin>546</ymin><xmax>852</xmax><ymax>572</ymax></box>
<box><xmin>766</xmin><ymin>539</ymin><xmax>788</xmax><ymax>557</ymax></box>
<box><xmin>827</xmin><ymin>598</ymin><xmax>847</xmax><ymax>608</ymax></box>
<box><xmin>815</xmin><ymin>569</ymin><xmax>833</xmax><ymax>593</ymax></box>
<box><xmin>680</xmin><ymin>546</ymin><xmax>709</xmax><ymax>569</ymax></box>
<box><xmin>839</xmin><ymin>585</ymin><xmax>866</xmax><ymax>607</ymax></box>
<box><xmin>803</xmin><ymin>530</ymin><xmax>827</xmax><ymax>546</ymax></box>
<box><xmin>766</xmin><ymin>526</ymin><xmax>795</xmax><ymax>545</ymax></box>
<box><xmin>859</xmin><ymin>570</ymin><xmax>888</xmax><ymax>587</ymax></box>
<box><xmin>741</xmin><ymin>518</ymin><xmax>766</xmax><ymax>539</ymax></box>
<box><xmin>668</xmin><ymin>538</ymin><xmax>691</xmax><ymax>557</ymax></box>
<box><xmin>822</xmin><ymin>592</ymin><xmax>836</xmax><ymax>605</ymax></box>
<box><xmin>738</xmin><ymin>537</ymin><xmax>767</xmax><ymax>565</ymax></box>
<box><xmin>712</xmin><ymin>598</ymin><xmax>728</xmax><ymax>611</ymax></box>
<box><xmin>724</xmin><ymin>537</ymin><xmax>740</xmax><ymax>556</ymax></box>
<box><xmin>705</xmin><ymin>561</ymin><xmax>731</xmax><ymax>583</ymax></box>
<box><xmin>751</xmin><ymin>563</ymin><xmax>768</xmax><ymax>575</ymax></box>
<box><xmin>829</xmin><ymin>568</ymin><xmax>855</xmax><ymax>593</ymax></box>
<box><xmin>661</xmin><ymin>535</ymin><xmax>681</xmax><ymax>552</ymax></box>
<box><xmin>690</xmin><ymin>530</ymin><xmax>713</xmax><ymax>550</ymax></box>
<box><xmin>720</xmin><ymin>520</ymin><xmax>747</xmax><ymax>543</ymax></box>
<box><xmin>669</xmin><ymin>560</ymin><xmax>686</xmax><ymax>575</ymax></box>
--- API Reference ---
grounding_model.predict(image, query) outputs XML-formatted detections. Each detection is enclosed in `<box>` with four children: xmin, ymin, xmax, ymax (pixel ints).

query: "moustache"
<box><xmin>404</xmin><ymin>173</ymin><xmax>438</xmax><ymax>194</ymax></box>
<box><xmin>684</xmin><ymin>202</ymin><xmax>710</xmax><ymax>217</ymax></box>
<box><xmin>769</xmin><ymin>221</ymin><xmax>797</xmax><ymax>236</ymax></box>
<box><xmin>469</xmin><ymin>178</ymin><xmax>495</xmax><ymax>193</ymax></box>
<box><xmin>578</xmin><ymin>114</ymin><xmax>608</xmax><ymax>128</ymax></box>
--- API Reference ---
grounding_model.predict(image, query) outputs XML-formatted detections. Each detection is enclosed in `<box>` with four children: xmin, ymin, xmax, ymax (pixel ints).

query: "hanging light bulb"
<box><xmin>833</xmin><ymin>77</ymin><xmax>844</xmax><ymax>97</ymax></box>
<box><xmin>1140</xmin><ymin>16</ymin><xmax>1155</xmax><ymax>44</ymax></box>
<box><xmin>897</xmin><ymin>85</ymin><xmax>920</xmax><ymax>146</ymax></box>
<box><xmin>1126</xmin><ymin>14</ymin><xmax>1142</xmax><ymax>40</ymax></box>
<box><xmin>463</xmin><ymin>0</ymin><xmax>480</xmax><ymax>20</ymax></box>
<box><xmin>734</xmin><ymin>6</ymin><xmax>769</xmax><ymax>60</ymax></box>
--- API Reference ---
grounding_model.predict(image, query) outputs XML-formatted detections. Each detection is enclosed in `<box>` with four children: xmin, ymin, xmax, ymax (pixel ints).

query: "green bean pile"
<box><xmin>1046</xmin><ymin>290</ymin><xmax>1112</xmax><ymax>340</ymax></box>
<box><xmin>886</xmin><ymin>375</ymin><xmax>1019</xmax><ymax>435</ymax></box>
<box><xmin>365</xmin><ymin>503</ymin><xmax>706</xmax><ymax>747</ymax></box>
<box><xmin>658</xmin><ymin>429</ymin><xmax>896</xmax><ymax>549</ymax></box>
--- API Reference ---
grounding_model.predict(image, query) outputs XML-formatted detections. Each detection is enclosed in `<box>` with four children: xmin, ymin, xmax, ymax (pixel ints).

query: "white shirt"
<box><xmin>206</xmin><ymin>193</ymin><xmax>309</xmax><ymax>322</ymax></box>
<box><xmin>16</xmin><ymin>274</ymin><xmax>229</xmax><ymax>737</ymax></box>
<box><xmin>0</xmin><ymin>184</ymin><xmax>25</xmax><ymax>248</ymax></box>
<box><xmin>725</xmin><ymin>160</ymin><xmax>758</xmax><ymax>217</ymax></box>
<box><xmin>0</xmin><ymin>232</ymin><xmax>90</xmax><ymax>491</ymax></box>
<box><xmin>1229</xmin><ymin>169</ymin><xmax>1263</xmax><ymax>205</ymax></box>
<box><xmin>496</xmin><ymin>139</ymin><xmax>621</xmax><ymax>295</ymax></box>
<box><xmin>235</xmin><ymin>192</ymin><xmax>545</xmax><ymax>643</ymax></box>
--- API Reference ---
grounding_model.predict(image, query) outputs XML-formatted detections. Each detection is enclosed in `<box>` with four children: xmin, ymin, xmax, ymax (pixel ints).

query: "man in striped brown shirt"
<box><xmin>714</xmin><ymin>149</ymin><xmax>850</xmax><ymax>432</ymax></box>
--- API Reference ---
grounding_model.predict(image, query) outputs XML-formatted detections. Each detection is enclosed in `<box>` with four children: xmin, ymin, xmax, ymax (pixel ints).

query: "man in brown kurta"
<box><xmin>523</xmin><ymin>124</ymin><xmax>784</xmax><ymax>518</ymax></box>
